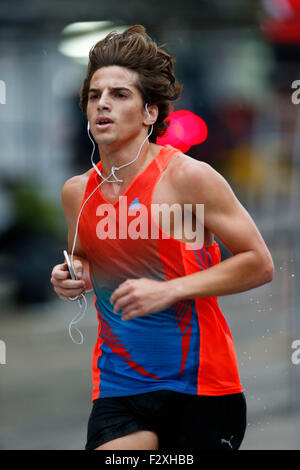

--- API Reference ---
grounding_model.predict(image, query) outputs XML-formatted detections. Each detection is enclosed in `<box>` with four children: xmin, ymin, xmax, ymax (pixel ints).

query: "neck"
<box><xmin>98</xmin><ymin>133</ymin><xmax>156</xmax><ymax>182</ymax></box>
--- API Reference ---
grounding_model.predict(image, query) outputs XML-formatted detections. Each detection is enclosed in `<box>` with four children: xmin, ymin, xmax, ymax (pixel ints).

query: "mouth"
<box><xmin>95</xmin><ymin>116</ymin><xmax>113</xmax><ymax>130</ymax></box>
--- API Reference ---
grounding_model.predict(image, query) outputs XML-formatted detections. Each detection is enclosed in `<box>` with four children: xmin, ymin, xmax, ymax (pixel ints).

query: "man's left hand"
<box><xmin>110</xmin><ymin>278</ymin><xmax>177</xmax><ymax>321</ymax></box>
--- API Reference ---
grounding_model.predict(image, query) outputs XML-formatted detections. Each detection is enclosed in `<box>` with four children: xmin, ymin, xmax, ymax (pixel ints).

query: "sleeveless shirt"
<box><xmin>77</xmin><ymin>145</ymin><xmax>243</xmax><ymax>401</ymax></box>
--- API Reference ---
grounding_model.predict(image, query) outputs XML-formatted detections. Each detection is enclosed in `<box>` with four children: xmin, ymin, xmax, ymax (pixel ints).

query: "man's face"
<box><xmin>86</xmin><ymin>65</ymin><xmax>148</xmax><ymax>148</ymax></box>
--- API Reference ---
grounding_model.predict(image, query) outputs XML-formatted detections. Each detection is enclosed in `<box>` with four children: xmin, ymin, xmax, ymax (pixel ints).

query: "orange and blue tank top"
<box><xmin>78</xmin><ymin>144</ymin><xmax>243</xmax><ymax>401</ymax></box>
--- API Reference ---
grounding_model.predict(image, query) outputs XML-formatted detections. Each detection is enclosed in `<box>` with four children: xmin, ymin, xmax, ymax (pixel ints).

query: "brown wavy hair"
<box><xmin>79</xmin><ymin>25</ymin><xmax>182</xmax><ymax>143</ymax></box>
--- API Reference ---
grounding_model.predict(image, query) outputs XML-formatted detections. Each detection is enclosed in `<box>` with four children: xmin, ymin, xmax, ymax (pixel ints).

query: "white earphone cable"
<box><xmin>67</xmin><ymin>112</ymin><xmax>153</xmax><ymax>344</ymax></box>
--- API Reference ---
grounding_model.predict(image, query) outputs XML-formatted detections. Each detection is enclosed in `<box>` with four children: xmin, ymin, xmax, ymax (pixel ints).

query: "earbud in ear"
<box><xmin>87</xmin><ymin>121</ymin><xmax>90</xmax><ymax>131</ymax></box>
<box><xmin>145</xmin><ymin>103</ymin><xmax>151</xmax><ymax>120</ymax></box>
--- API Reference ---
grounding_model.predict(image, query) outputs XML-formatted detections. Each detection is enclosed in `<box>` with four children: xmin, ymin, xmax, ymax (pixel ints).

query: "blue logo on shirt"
<box><xmin>128</xmin><ymin>197</ymin><xmax>140</xmax><ymax>210</ymax></box>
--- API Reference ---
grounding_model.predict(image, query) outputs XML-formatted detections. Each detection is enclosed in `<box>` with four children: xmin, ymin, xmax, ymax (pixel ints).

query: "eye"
<box><xmin>89</xmin><ymin>94</ymin><xmax>98</xmax><ymax>100</ymax></box>
<box><xmin>115</xmin><ymin>91</ymin><xmax>126</xmax><ymax>98</ymax></box>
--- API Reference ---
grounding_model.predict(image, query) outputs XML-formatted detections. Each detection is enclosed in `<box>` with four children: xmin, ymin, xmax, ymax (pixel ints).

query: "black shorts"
<box><xmin>85</xmin><ymin>390</ymin><xmax>247</xmax><ymax>451</ymax></box>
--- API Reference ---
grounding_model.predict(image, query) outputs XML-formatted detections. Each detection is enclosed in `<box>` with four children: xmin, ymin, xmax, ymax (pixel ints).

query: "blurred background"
<box><xmin>1</xmin><ymin>0</ymin><xmax>300</xmax><ymax>450</ymax></box>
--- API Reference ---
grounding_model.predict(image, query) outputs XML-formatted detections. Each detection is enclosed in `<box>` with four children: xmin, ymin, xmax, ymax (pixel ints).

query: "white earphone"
<box><xmin>145</xmin><ymin>103</ymin><xmax>151</xmax><ymax>119</ymax></box>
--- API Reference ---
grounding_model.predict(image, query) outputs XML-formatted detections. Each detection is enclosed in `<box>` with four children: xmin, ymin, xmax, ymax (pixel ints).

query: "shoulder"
<box><xmin>166</xmin><ymin>152</ymin><xmax>230</xmax><ymax>204</ymax></box>
<box><xmin>62</xmin><ymin>169</ymin><xmax>94</xmax><ymax>198</ymax></box>
<box><xmin>61</xmin><ymin>168</ymin><xmax>94</xmax><ymax>212</ymax></box>
<box><xmin>167</xmin><ymin>152</ymin><xmax>221</xmax><ymax>185</ymax></box>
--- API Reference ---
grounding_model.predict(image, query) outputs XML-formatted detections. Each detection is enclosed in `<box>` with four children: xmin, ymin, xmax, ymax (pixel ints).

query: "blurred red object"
<box><xmin>157</xmin><ymin>110</ymin><xmax>208</xmax><ymax>152</ymax></box>
<box><xmin>262</xmin><ymin>0</ymin><xmax>300</xmax><ymax>43</ymax></box>
<box><xmin>288</xmin><ymin>0</ymin><xmax>300</xmax><ymax>15</ymax></box>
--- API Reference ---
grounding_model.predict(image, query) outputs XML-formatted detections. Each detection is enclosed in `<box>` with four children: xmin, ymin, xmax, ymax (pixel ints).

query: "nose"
<box><xmin>97</xmin><ymin>90</ymin><xmax>111</xmax><ymax>111</ymax></box>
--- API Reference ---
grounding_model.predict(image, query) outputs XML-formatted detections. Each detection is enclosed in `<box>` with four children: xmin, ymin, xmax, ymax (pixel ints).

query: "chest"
<box><xmin>95</xmin><ymin>169</ymin><xmax>212</xmax><ymax>246</ymax></box>
<box><xmin>98</xmin><ymin>168</ymin><xmax>176</xmax><ymax>206</ymax></box>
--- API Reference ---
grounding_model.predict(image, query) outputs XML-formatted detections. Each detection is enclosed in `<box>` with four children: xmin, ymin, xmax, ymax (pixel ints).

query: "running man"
<box><xmin>50</xmin><ymin>25</ymin><xmax>274</xmax><ymax>451</ymax></box>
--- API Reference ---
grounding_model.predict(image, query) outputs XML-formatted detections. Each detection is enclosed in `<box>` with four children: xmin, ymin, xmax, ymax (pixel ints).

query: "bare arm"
<box><xmin>61</xmin><ymin>177</ymin><xmax>93</xmax><ymax>292</ymax></box>
<box><xmin>50</xmin><ymin>176</ymin><xmax>93</xmax><ymax>300</ymax></box>
<box><xmin>168</xmin><ymin>159</ymin><xmax>274</xmax><ymax>300</ymax></box>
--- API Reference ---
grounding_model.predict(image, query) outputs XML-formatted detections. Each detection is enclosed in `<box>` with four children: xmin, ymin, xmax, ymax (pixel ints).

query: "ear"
<box><xmin>144</xmin><ymin>104</ymin><xmax>159</xmax><ymax>126</ymax></box>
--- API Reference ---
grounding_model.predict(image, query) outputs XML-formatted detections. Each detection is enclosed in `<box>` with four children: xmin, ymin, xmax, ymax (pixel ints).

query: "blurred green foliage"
<box><xmin>11</xmin><ymin>180</ymin><xmax>65</xmax><ymax>240</ymax></box>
